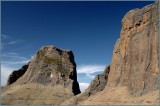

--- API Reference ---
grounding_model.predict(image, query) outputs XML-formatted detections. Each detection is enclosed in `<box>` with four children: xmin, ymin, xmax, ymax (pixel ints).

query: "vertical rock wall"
<box><xmin>106</xmin><ymin>2</ymin><xmax>159</xmax><ymax>96</ymax></box>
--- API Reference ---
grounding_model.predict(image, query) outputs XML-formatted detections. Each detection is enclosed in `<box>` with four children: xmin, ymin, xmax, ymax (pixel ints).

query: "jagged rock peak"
<box><xmin>40</xmin><ymin>45</ymin><xmax>71</xmax><ymax>52</ymax></box>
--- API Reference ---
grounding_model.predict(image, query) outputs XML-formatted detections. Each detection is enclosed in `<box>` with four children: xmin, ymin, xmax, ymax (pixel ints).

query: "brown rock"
<box><xmin>84</xmin><ymin>65</ymin><xmax>110</xmax><ymax>97</ymax></box>
<box><xmin>107</xmin><ymin>2</ymin><xmax>159</xmax><ymax>96</ymax></box>
<box><xmin>61</xmin><ymin>65</ymin><xmax>110</xmax><ymax>105</ymax></box>
<box><xmin>82</xmin><ymin>2</ymin><xmax>159</xmax><ymax>104</ymax></box>
<box><xmin>2</xmin><ymin>45</ymin><xmax>81</xmax><ymax>104</ymax></box>
<box><xmin>16</xmin><ymin>45</ymin><xmax>80</xmax><ymax>95</ymax></box>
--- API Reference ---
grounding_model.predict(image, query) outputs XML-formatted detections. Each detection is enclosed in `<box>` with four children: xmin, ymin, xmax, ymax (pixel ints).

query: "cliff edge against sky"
<box><xmin>1</xmin><ymin>2</ymin><xmax>159</xmax><ymax>105</ymax></box>
<box><xmin>82</xmin><ymin>2</ymin><xmax>159</xmax><ymax>105</ymax></box>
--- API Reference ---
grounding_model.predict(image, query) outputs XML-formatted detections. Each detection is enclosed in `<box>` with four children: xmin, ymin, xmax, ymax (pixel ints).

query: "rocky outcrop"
<box><xmin>82</xmin><ymin>2</ymin><xmax>159</xmax><ymax>104</ymax></box>
<box><xmin>14</xmin><ymin>46</ymin><xmax>80</xmax><ymax>95</ymax></box>
<box><xmin>2</xmin><ymin>45</ymin><xmax>81</xmax><ymax>104</ymax></box>
<box><xmin>107</xmin><ymin>2</ymin><xmax>159</xmax><ymax>96</ymax></box>
<box><xmin>84</xmin><ymin>65</ymin><xmax>110</xmax><ymax>97</ymax></box>
<box><xmin>61</xmin><ymin>65</ymin><xmax>110</xmax><ymax>105</ymax></box>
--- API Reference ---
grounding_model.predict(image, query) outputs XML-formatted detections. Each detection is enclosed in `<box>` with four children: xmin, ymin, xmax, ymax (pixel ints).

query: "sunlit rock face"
<box><xmin>107</xmin><ymin>2</ymin><xmax>159</xmax><ymax>96</ymax></box>
<box><xmin>81</xmin><ymin>2</ymin><xmax>159</xmax><ymax>105</ymax></box>
<box><xmin>13</xmin><ymin>45</ymin><xmax>81</xmax><ymax>95</ymax></box>
<box><xmin>2</xmin><ymin>46</ymin><xmax>81</xmax><ymax>104</ymax></box>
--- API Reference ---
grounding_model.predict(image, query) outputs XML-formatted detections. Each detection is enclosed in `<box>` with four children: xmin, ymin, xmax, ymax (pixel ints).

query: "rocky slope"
<box><xmin>61</xmin><ymin>65</ymin><xmax>110</xmax><ymax>104</ymax></box>
<box><xmin>82</xmin><ymin>2</ymin><xmax>159</xmax><ymax>105</ymax></box>
<box><xmin>2</xmin><ymin>45</ymin><xmax>81</xmax><ymax>104</ymax></box>
<box><xmin>82</xmin><ymin>65</ymin><xmax>110</xmax><ymax>97</ymax></box>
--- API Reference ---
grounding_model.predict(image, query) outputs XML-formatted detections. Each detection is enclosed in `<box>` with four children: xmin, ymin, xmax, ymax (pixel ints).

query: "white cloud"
<box><xmin>6</xmin><ymin>52</ymin><xmax>18</xmax><ymax>55</ymax></box>
<box><xmin>77</xmin><ymin>65</ymin><xmax>106</xmax><ymax>92</ymax></box>
<box><xmin>1</xmin><ymin>65</ymin><xmax>16</xmax><ymax>86</ymax></box>
<box><xmin>1</xmin><ymin>52</ymin><xmax>30</xmax><ymax>86</ymax></box>
<box><xmin>79</xmin><ymin>83</ymin><xmax>89</xmax><ymax>92</ymax></box>
<box><xmin>8</xmin><ymin>40</ymin><xmax>23</xmax><ymax>45</ymax></box>
<box><xmin>2</xmin><ymin>54</ymin><xmax>27</xmax><ymax>60</ymax></box>
<box><xmin>2</xmin><ymin>60</ymin><xmax>29</xmax><ymax>65</ymax></box>
<box><xmin>2</xmin><ymin>53</ymin><xmax>30</xmax><ymax>65</ymax></box>
<box><xmin>77</xmin><ymin>65</ymin><xmax>106</xmax><ymax>79</ymax></box>
<box><xmin>1</xmin><ymin>34</ymin><xmax>10</xmax><ymax>39</ymax></box>
<box><xmin>77</xmin><ymin>65</ymin><xmax>105</xmax><ymax>74</ymax></box>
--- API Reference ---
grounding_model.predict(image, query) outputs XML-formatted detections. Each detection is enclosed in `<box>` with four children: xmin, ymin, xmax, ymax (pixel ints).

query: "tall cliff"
<box><xmin>82</xmin><ymin>2</ymin><xmax>159</xmax><ymax>104</ymax></box>
<box><xmin>107</xmin><ymin>1</ymin><xmax>159</xmax><ymax>96</ymax></box>
<box><xmin>2</xmin><ymin>45</ymin><xmax>81</xmax><ymax>104</ymax></box>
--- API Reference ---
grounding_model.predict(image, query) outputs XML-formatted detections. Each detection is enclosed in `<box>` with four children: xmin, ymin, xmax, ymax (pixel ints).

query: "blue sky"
<box><xmin>1</xmin><ymin>1</ymin><xmax>153</xmax><ymax>91</ymax></box>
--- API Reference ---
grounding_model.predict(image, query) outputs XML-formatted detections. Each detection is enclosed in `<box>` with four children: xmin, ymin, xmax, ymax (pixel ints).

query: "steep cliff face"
<box><xmin>107</xmin><ymin>2</ymin><xmax>159</xmax><ymax>96</ymax></box>
<box><xmin>82</xmin><ymin>2</ymin><xmax>159</xmax><ymax>104</ymax></box>
<box><xmin>2</xmin><ymin>45</ymin><xmax>80</xmax><ymax>104</ymax></box>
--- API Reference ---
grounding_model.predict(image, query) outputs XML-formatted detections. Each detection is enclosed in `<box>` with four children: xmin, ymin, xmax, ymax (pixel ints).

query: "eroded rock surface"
<box><xmin>61</xmin><ymin>65</ymin><xmax>110</xmax><ymax>105</ymax></box>
<box><xmin>16</xmin><ymin>46</ymin><xmax>80</xmax><ymax>95</ymax></box>
<box><xmin>82</xmin><ymin>2</ymin><xmax>159</xmax><ymax>104</ymax></box>
<box><xmin>107</xmin><ymin>2</ymin><xmax>159</xmax><ymax>96</ymax></box>
<box><xmin>2</xmin><ymin>45</ymin><xmax>81</xmax><ymax>104</ymax></box>
<box><xmin>84</xmin><ymin>65</ymin><xmax>110</xmax><ymax>97</ymax></box>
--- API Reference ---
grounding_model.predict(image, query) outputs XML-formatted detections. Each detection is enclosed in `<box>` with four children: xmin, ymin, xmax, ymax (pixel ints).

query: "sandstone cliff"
<box><xmin>82</xmin><ymin>2</ymin><xmax>159</xmax><ymax>104</ymax></box>
<box><xmin>2</xmin><ymin>45</ymin><xmax>81</xmax><ymax>104</ymax></box>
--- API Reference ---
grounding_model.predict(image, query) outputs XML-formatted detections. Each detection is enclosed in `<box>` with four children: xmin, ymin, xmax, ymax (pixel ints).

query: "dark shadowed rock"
<box><xmin>84</xmin><ymin>65</ymin><xmax>110</xmax><ymax>96</ymax></box>
<box><xmin>7</xmin><ymin>64</ymin><xmax>29</xmax><ymax>85</ymax></box>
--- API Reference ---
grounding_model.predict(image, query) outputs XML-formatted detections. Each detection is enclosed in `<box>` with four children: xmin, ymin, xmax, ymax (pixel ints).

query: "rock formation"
<box><xmin>82</xmin><ymin>2</ymin><xmax>159</xmax><ymax>104</ymax></box>
<box><xmin>7</xmin><ymin>64</ymin><xmax>29</xmax><ymax>85</ymax></box>
<box><xmin>2</xmin><ymin>2</ymin><xmax>159</xmax><ymax>105</ymax></box>
<box><xmin>83</xmin><ymin>65</ymin><xmax>110</xmax><ymax>97</ymax></box>
<box><xmin>2</xmin><ymin>45</ymin><xmax>81</xmax><ymax>104</ymax></box>
<box><xmin>108</xmin><ymin>1</ymin><xmax>159</xmax><ymax>96</ymax></box>
<box><xmin>61</xmin><ymin>65</ymin><xmax>110</xmax><ymax>105</ymax></box>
